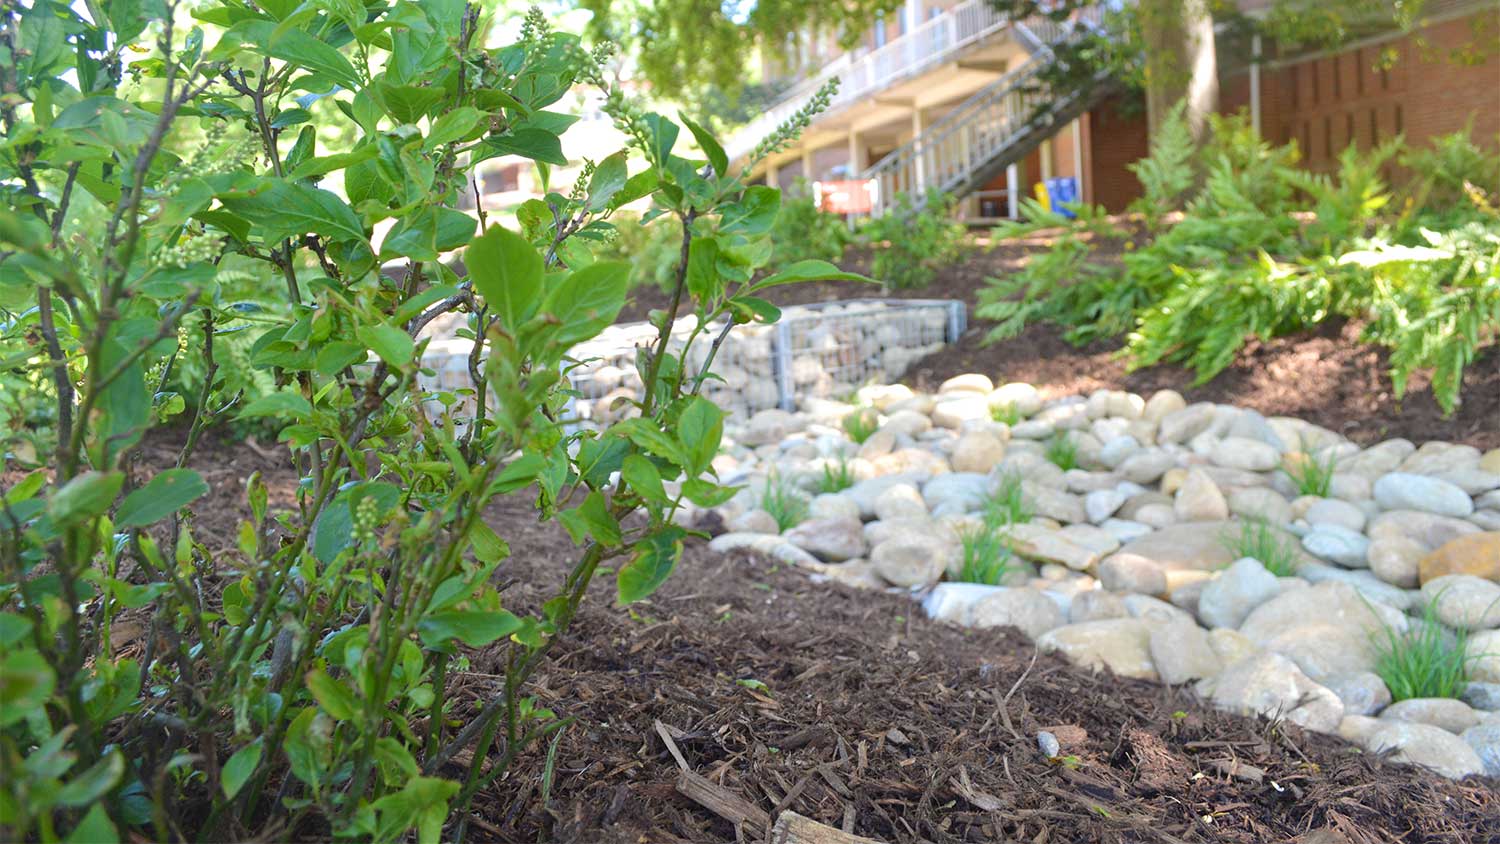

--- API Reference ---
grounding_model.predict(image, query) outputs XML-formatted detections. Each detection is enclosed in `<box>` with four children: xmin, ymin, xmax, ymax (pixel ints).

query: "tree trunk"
<box><xmin>1139</xmin><ymin>0</ymin><xmax>1219</xmax><ymax>147</ymax></box>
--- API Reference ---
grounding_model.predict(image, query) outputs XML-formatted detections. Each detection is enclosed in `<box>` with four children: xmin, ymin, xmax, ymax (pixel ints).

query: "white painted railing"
<box><xmin>726</xmin><ymin>0</ymin><xmax>1013</xmax><ymax>163</ymax></box>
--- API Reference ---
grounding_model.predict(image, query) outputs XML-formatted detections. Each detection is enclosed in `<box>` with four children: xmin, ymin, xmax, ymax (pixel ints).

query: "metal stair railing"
<box><xmin>861</xmin><ymin>12</ymin><xmax>1111</xmax><ymax>216</ymax></box>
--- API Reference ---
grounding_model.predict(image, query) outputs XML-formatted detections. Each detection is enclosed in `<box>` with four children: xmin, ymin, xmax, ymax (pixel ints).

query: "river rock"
<box><xmin>1198</xmin><ymin>557</ymin><xmax>1282</xmax><ymax>629</ymax></box>
<box><xmin>1149</xmin><ymin>620</ymin><xmax>1222</xmax><ymax>684</ymax></box>
<box><xmin>1418</xmin><ymin>532</ymin><xmax>1500</xmax><ymax>584</ymax></box>
<box><xmin>951</xmin><ymin>433</ymin><xmax>1006</xmax><ymax>473</ymax></box>
<box><xmin>923</xmin><ymin>582</ymin><xmax>1005</xmax><ymax>625</ymax></box>
<box><xmin>1142</xmin><ymin>390</ymin><xmax>1187</xmax><ymax>424</ymax></box>
<box><xmin>1118</xmin><ymin>451</ymin><xmax>1177</xmax><ymax>484</ymax></box>
<box><xmin>783</xmin><ymin>518</ymin><xmax>867</xmax><ymax>562</ymax></box>
<box><xmin>1364</xmin><ymin>722</ymin><xmax>1487</xmax><ymax>779</ymax></box>
<box><xmin>1158</xmin><ymin>404</ymin><xmax>1216</xmax><ymax>445</ymax></box>
<box><xmin>1469</xmin><ymin>630</ymin><xmax>1500</xmax><ymax>683</ymax></box>
<box><xmin>1420</xmin><ymin>575</ymin><xmax>1500</xmax><ymax>630</ymax></box>
<box><xmin>1462</xmin><ymin>724</ymin><xmax>1500</xmax><ymax>777</ymax></box>
<box><xmin>1304</xmin><ymin>498</ymin><xmax>1368</xmax><ymax>532</ymax></box>
<box><xmin>1022</xmin><ymin>481</ymin><xmax>1086</xmax><ymax>524</ymax></box>
<box><xmin>1324</xmin><ymin>672</ymin><xmax>1392</xmax><ymax>717</ymax></box>
<box><xmin>1084</xmin><ymin>489</ymin><xmax>1127</xmax><ymax>524</ymax></box>
<box><xmin>1228</xmin><ymin>488</ymin><xmax>1293</xmax><ymax>525</ymax></box>
<box><xmin>1461</xmin><ymin>682</ymin><xmax>1500</xmax><ymax>712</ymax></box>
<box><xmin>1006</xmin><ymin>524</ymin><xmax>1100</xmax><ymax>571</ymax></box>
<box><xmin>1069</xmin><ymin>589</ymin><xmax>1129</xmax><ymax>623</ymax></box>
<box><xmin>707</xmin><ymin>533</ymin><xmax>820</xmax><ymax>567</ymax></box>
<box><xmin>1373</xmin><ymin>473</ymin><xmax>1474</xmax><ymax>518</ymax></box>
<box><xmin>1175</xmin><ymin>469</ymin><xmax>1229</xmax><ymax>522</ymax></box>
<box><xmin>871</xmin><ymin>536</ymin><xmax>950</xmax><ymax>587</ymax></box>
<box><xmin>991</xmin><ymin>382</ymin><xmax>1043</xmax><ymax>417</ymax></box>
<box><xmin>881</xmin><ymin>409</ymin><xmax>932</xmax><ymax>438</ymax></box>
<box><xmin>1116</xmin><ymin>521</ymin><xmax>1238</xmax><ymax>571</ymax></box>
<box><xmin>729</xmin><ymin>509</ymin><xmax>781</xmax><ymax>534</ymax></box>
<box><xmin>1238</xmin><ymin>582</ymin><xmax>1408</xmax><ymax>680</ymax></box>
<box><xmin>921</xmin><ymin>473</ymin><xmax>992</xmax><ymax>514</ymax></box>
<box><xmin>1210</xmin><ymin>437</ymin><xmax>1281</xmax><ymax>472</ymax></box>
<box><xmin>1381</xmin><ymin>698</ymin><xmax>1481</xmax><ymax>734</ymax></box>
<box><xmin>1301</xmin><ymin>525</ymin><xmax>1371</xmax><ymax>567</ymax></box>
<box><xmin>809</xmin><ymin>493</ymin><xmax>862</xmax><ymax>523</ymax></box>
<box><xmin>932</xmin><ymin>395</ymin><xmax>993</xmax><ymax>430</ymax></box>
<box><xmin>1036</xmin><ymin>618</ymin><xmax>1158</xmax><ymax>680</ymax></box>
<box><xmin>1368</xmin><ymin>537</ymin><xmax>1425</xmax><ymax>588</ymax></box>
<box><xmin>1197</xmin><ymin>652</ymin><xmax>1342</xmax><ymax>733</ymax></box>
<box><xmin>1098</xmin><ymin>553</ymin><xmax>1167</xmax><ymax>596</ymax></box>
<box><xmin>940</xmin><ymin>373</ymin><xmax>994</xmax><ymax>395</ymax></box>
<box><xmin>874</xmin><ymin>483</ymin><xmax>929</xmax><ymax>521</ymax></box>
<box><xmin>971</xmin><ymin>588</ymin><xmax>1068</xmax><ymax>638</ymax></box>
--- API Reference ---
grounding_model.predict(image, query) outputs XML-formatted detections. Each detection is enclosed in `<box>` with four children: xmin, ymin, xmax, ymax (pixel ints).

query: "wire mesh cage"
<box><xmin>415</xmin><ymin>299</ymin><xmax>966</xmax><ymax>426</ymax></box>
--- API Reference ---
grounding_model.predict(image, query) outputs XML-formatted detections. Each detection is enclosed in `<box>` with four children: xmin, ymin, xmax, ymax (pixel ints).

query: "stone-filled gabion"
<box><xmin>415</xmin><ymin>299</ymin><xmax>964</xmax><ymax>425</ymax></box>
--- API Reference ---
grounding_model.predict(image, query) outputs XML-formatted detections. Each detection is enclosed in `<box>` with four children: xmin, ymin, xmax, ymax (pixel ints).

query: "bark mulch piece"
<box><xmin>455</xmin><ymin>495</ymin><xmax>1499</xmax><ymax>843</ymax></box>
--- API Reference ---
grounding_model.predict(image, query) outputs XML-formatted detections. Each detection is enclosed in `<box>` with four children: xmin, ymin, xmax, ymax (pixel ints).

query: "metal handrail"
<box><xmin>725</xmin><ymin>0</ymin><xmax>1015</xmax><ymax>162</ymax></box>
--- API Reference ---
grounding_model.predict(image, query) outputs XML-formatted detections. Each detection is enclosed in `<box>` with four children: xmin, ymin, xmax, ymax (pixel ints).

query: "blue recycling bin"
<box><xmin>1045</xmin><ymin>177</ymin><xmax>1079</xmax><ymax>218</ymax></box>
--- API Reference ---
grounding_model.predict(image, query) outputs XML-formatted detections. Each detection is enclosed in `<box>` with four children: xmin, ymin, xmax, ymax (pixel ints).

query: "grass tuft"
<box><xmin>955</xmin><ymin>522</ymin><xmax>1017</xmax><ymax>585</ymax></box>
<box><xmin>760</xmin><ymin>470</ymin><xmax>809</xmax><ymax>532</ymax></box>
<box><xmin>818</xmin><ymin>457</ymin><xmax>856</xmax><ymax>494</ymax></box>
<box><xmin>1372</xmin><ymin>592</ymin><xmax>1470</xmax><ymax>701</ymax></box>
<box><xmin>990</xmin><ymin>402</ymin><xmax>1021</xmax><ymax>426</ymax></box>
<box><xmin>1223</xmin><ymin>518</ymin><xmax>1302</xmax><ymax>577</ymax></box>
<box><xmin>1044</xmin><ymin>433</ymin><xmax>1078</xmax><ymax>471</ymax></box>
<box><xmin>981</xmin><ymin>471</ymin><xmax>1031</xmax><ymax>527</ymax></box>
<box><xmin>842</xmin><ymin>407</ymin><xmax>879</xmax><ymax>444</ymax></box>
<box><xmin>1283</xmin><ymin>444</ymin><xmax>1339</xmax><ymax>497</ymax></box>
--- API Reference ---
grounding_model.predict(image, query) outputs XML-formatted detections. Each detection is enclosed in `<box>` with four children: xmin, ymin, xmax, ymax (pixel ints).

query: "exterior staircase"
<box><xmin>862</xmin><ymin>15</ymin><xmax>1117</xmax><ymax>216</ymax></box>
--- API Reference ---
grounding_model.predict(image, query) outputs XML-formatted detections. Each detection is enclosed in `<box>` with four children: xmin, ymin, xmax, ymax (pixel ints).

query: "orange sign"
<box><xmin>816</xmin><ymin>179</ymin><xmax>874</xmax><ymax>215</ymax></box>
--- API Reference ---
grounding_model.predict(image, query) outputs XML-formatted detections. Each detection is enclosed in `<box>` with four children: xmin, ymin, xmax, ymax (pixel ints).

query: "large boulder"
<box><xmin>1364</xmin><ymin>722</ymin><xmax>1487</xmax><ymax>779</ymax></box>
<box><xmin>1238</xmin><ymin>582</ymin><xmax>1408</xmax><ymax>681</ymax></box>
<box><xmin>1036</xmin><ymin>618</ymin><xmax>1158</xmax><ymax>680</ymax></box>
<box><xmin>1198</xmin><ymin>652</ymin><xmax>1343</xmax><ymax>733</ymax></box>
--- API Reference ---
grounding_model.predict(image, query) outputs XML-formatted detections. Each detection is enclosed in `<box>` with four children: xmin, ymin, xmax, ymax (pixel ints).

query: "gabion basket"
<box><xmin>416</xmin><ymin>298</ymin><xmax>966</xmax><ymax>425</ymax></box>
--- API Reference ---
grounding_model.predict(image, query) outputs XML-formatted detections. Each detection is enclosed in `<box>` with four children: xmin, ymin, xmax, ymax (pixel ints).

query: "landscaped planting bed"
<box><xmin>701</xmin><ymin>374</ymin><xmax>1500</xmax><ymax>786</ymax></box>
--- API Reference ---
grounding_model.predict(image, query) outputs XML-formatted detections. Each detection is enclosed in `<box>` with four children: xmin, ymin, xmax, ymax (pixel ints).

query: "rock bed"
<box><xmin>695</xmin><ymin>374</ymin><xmax>1500</xmax><ymax>782</ymax></box>
<box><xmin>416</xmin><ymin>299</ymin><xmax>962</xmax><ymax>424</ymax></box>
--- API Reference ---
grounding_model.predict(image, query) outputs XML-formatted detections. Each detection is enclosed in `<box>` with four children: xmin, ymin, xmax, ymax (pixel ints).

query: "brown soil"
<box><xmin>620</xmin><ymin>237</ymin><xmax>1500</xmax><ymax>450</ymax></box>
<box><xmin>157</xmin><ymin>436</ymin><xmax>1498</xmax><ymax>844</ymax></box>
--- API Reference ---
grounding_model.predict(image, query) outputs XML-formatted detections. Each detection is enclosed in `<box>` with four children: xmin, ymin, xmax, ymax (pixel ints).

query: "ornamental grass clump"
<box><xmin>1223</xmin><ymin>519</ymin><xmax>1302</xmax><ymax>577</ymax></box>
<box><xmin>0</xmin><ymin>4</ymin><xmax>866</xmax><ymax>840</ymax></box>
<box><xmin>1372</xmin><ymin>594</ymin><xmax>1471</xmax><ymax>701</ymax></box>
<box><xmin>955</xmin><ymin>523</ymin><xmax>1017</xmax><ymax>585</ymax></box>
<box><xmin>761</xmin><ymin>470</ymin><xmax>811</xmax><ymax>531</ymax></box>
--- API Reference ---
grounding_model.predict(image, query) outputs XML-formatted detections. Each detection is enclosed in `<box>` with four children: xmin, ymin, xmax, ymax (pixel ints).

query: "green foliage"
<box><xmin>955</xmin><ymin>522</ymin><xmax>1017</xmax><ymax>585</ymax></box>
<box><xmin>980</xmin><ymin>120</ymin><xmax>1500</xmax><ymax>414</ymax></box>
<box><xmin>771</xmin><ymin>182</ymin><xmax>856</xmax><ymax>268</ymax></box>
<box><xmin>983</xmin><ymin>471</ymin><xmax>1033</xmax><ymax>526</ymax></box>
<box><xmin>990</xmin><ymin>402</ymin><xmax>1021</xmax><ymax>425</ymax></box>
<box><xmin>842</xmin><ymin>406</ymin><xmax>880</xmax><ymax>444</ymax></box>
<box><xmin>592</xmin><ymin>212</ymin><xmax>683</xmax><ymax>290</ymax></box>
<box><xmin>760</xmin><ymin>469</ymin><xmax>810</xmax><ymax>531</ymax></box>
<box><xmin>1372</xmin><ymin>594</ymin><xmax>1470</xmax><ymax>702</ymax></box>
<box><xmin>1044</xmin><ymin>434</ymin><xmax>1079</xmax><ymax>471</ymax></box>
<box><xmin>1128</xmin><ymin>100</ymin><xmax>1196</xmax><ymax>224</ymax></box>
<box><xmin>0</xmin><ymin>5</ymin><xmax>863</xmax><ymax>841</ymax></box>
<box><xmin>1223</xmin><ymin>519</ymin><xmax>1302</xmax><ymax>577</ymax></box>
<box><xmin>861</xmin><ymin>189</ymin><xmax>969</xmax><ymax>290</ymax></box>
<box><xmin>1284</xmin><ymin>446</ymin><xmax>1338</xmax><ymax>497</ymax></box>
<box><xmin>818</xmin><ymin>457</ymin><xmax>857</xmax><ymax>494</ymax></box>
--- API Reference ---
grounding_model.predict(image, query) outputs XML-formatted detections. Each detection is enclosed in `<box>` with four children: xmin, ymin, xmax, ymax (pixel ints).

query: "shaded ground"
<box><xmin>620</xmin><ymin>236</ymin><xmax>1500</xmax><ymax>450</ymax></box>
<box><xmin>160</xmin><ymin>436</ymin><xmax>1499</xmax><ymax>844</ymax></box>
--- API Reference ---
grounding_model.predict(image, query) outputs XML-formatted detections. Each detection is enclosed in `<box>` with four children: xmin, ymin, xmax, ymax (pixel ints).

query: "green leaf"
<box><xmin>220</xmin><ymin>180</ymin><xmax>366</xmax><ymax>245</ymax></box>
<box><xmin>3</xmin><ymin>469</ymin><xmax>46</xmax><ymax>505</ymax></box>
<box><xmin>469</xmin><ymin>522</ymin><xmax>510</xmax><ymax>565</ymax></box>
<box><xmin>612</xmin><ymin>170</ymin><xmax>659</xmax><ymax>209</ymax></box>
<box><xmin>426</xmin><ymin>107</ymin><xmax>483</xmax><ymax>149</ymax></box>
<box><xmin>56</xmin><ymin>751</ymin><xmax>125</xmax><ymax>807</ymax></box>
<box><xmin>46</xmin><ymin>471</ymin><xmax>124</xmax><ymax>527</ymax></box>
<box><xmin>585</xmin><ymin>152</ymin><xmax>628</xmax><ymax>211</ymax></box>
<box><xmin>467</xmin><ymin>225</ymin><xmax>543</xmax><ymax>332</ymax></box>
<box><xmin>680</xmin><ymin>115</ymin><xmax>728</xmax><ymax>177</ymax></box>
<box><xmin>65</xmin><ymin>804</ymin><xmax>119</xmax><ymax>844</ymax></box>
<box><xmin>617</xmin><ymin>527</ymin><xmax>686</xmax><ymax>604</ymax></box>
<box><xmin>222</xmin><ymin>741</ymin><xmax>264</xmax><ymax>799</ymax></box>
<box><xmin>356</xmin><ymin>323</ymin><xmax>415</xmax><ymax>366</ymax></box>
<box><xmin>749</xmin><ymin>260</ymin><xmax>872</xmax><ymax>292</ymax></box>
<box><xmin>720</xmin><ymin>185</ymin><xmax>780</xmax><ymax>235</ymax></box>
<box><xmin>218</xmin><ymin>20</ymin><xmax>362</xmax><ymax>90</ymax></box>
<box><xmin>642</xmin><ymin>113</ymin><xmax>679</xmax><ymax>168</ymax></box>
<box><xmin>0</xmin><ymin>649</ymin><xmax>55</xmax><ymax>727</ymax></box>
<box><xmin>728</xmin><ymin>295</ymin><xmax>781</xmax><ymax>324</ymax></box>
<box><xmin>417</xmin><ymin>610</ymin><xmax>523</xmax><ymax>648</ymax></box>
<box><xmin>0</xmin><ymin>613</ymin><xmax>32</xmax><ymax>648</ymax></box>
<box><xmin>540</xmin><ymin>261</ymin><xmax>629</xmax><ymax>348</ymax></box>
<box><xmin>578</xmin><ymin>491</ymin><xmax>622</xmax><ymax>546</ymax></box>
<box><xmin>686</xmin><ymin>238</ymin><xmax>720</xmax><ymax>302</ymax></box>
<box><xmin>288</xmin><ymin>146</ymin><xmax>379</xmax><ymax>181</ymax></box>
<box><xmin>677</xmin><ymin>398</ymin><xmax>723</xmax><ymax>475</ymax></box>
<box><xmin>116</xmin><ymin>469</ymin><xmax>209</xmax><ymax>528</ymax></box>
<box><xmin>238</xmin><ymin>391</ymin><xmax>312</xmax><ymax>421</ymax></box>
<box><xmin>481</xmin><ymin>129</ymin><xmax>567</xmax><ymax>165</ymax></box>
<box><xmin>621</xmin><ymin>455</ymin><xmax>667</xmax><ymax>508</ymax></box>
<box><xmin>306</xmin><ymin>669</ymin><xmax>360</xmax><ymax>721</ymax></box>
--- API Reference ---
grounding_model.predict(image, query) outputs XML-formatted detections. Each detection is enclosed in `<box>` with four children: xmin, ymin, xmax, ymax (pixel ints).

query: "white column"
<box><xmin>767</xmin><ymin>161</ymin><xmax>781</xmax><ymax>191</ymax></box>
<box><xmin>912</xmin><ymin>108</ymin><xmax>926</xmax><ymax>194</ymax></box>
<box><xmin>1250</xmin><ymin>34</ymin><xmax>1264</xmax><ymax>137</ymax></box>
<box><xmin>847</xmin><ymin>129</ymin><xmax>861</xmax><ymax>177</ymax></box>
<box><xmin>1006</xmin><ymin>162</ymin><xmax>1019</xmax><ymax>219</ymax></box>
<box><xmin>801</xmin><ymin>147</ymin><xmax>816</xmax><ymax>183</ymax></box>
<box><xmin>1071</xmin><ymin>119</ymin><xmax>1084</xmax><ymax>199</ymax></box>
<box><xmin>1040</xmin><ymin>139</ymin><xmax>1054</xmax><ymax>181</ymax></box>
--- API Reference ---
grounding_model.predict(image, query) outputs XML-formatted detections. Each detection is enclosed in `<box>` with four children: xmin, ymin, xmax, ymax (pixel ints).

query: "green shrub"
<box><xmin>955</xmin><ymin>523</ymin><xmax>1017</xmax><ymax>585</ymax></box>
<box><xmin>1372</xmin><ymin>594</ymin><xmax>1470</xmax><ymax>701</ymax></box>
<box><xmin>771</xmin><ymin>181</ymin><xmax>856</xmax><ymax>268</ymax></box>
<box><xmin>0</xmin><ymin>5</ymin><xmax>863</xmax><ymax>841</ymax></box>
<box><xmin>979</xmin><ymin>108</ymin><xmax>1500</xmax><ymax>414</ymax></box>
<box><xmin>861</xmin><ymin>188</ymin><xmax>969</xmax><ymax>289</ymax></box>
<box><xmin>819</xmin><ymin>456</ymin><xmax>857</xmax><ymax>493</ymax></box>
<box><xmin>1044</xmin><ymin>434</ymin><xmax>1079</xmax><ymax>471</ymax></box>
<box><xmin>1223</xmin><ymin>519</ymin><xmax>1302</xmax><ymax>577</ymax></box>
<box><xmin>595</xmin><ymin>212</ymin><xmax>684</xmax><ymax>290</ymax></box>
<box><xmin>761</xmin><ymin>470</ymin><xmax>811</xmax><ymax>531</ymax></box>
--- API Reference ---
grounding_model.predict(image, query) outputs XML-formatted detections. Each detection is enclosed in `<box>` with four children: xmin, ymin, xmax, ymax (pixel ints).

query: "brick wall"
<box><xmin>1084</xmin><ymin>101</ymin><xmax>1151</xmax><ymax>212</ymax></box>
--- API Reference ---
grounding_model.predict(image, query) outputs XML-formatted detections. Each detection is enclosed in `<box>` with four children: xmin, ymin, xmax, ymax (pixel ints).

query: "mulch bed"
<box><xmin>619</xmin><ymin>238</ymin><xmax>1500</xmax><ymax>450</ymax></box>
